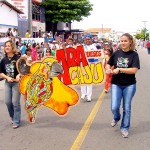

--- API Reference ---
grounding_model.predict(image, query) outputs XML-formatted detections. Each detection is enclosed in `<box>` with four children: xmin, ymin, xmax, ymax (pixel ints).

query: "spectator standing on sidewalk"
<box><xmin>25</xmin><ymin>30</ymin><xmax>31</xmax><ymax>38</ymax></box>
<box><xmin>0</xmin><ymin>40</ymin><xmax>21</xmax><ymax>129</ymax></box>
<box><xmin>106</xmin><ymin>33</ymin><xmax>140</xmax><ymax>138</ymax></box>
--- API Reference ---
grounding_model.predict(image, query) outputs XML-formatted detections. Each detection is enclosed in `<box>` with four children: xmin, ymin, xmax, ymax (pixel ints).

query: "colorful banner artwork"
<box><xmin>17</xmin><ymin>57</ymin><xmax>79</xmax><ymax>123</ymax></box>
<box><xmin>17</xmin><ymin>45</ymin><xmax>105</xmax><ymax>123</ymax></box>
<box><xmin>56</xmin><ymin>45</ymin><xmax>105</xmax><ymax>85</ymax></box>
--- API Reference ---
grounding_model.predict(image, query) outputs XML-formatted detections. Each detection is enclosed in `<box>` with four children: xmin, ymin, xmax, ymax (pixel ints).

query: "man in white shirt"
<box><xmin>51</xmin><ymin>40</ymin><xmax>59</xmax><ymax>50</ymax></box>
<box><xmin>81</xmin><ymin>34</ymin><xmax>98</xmax><ymax>102</ymax></box>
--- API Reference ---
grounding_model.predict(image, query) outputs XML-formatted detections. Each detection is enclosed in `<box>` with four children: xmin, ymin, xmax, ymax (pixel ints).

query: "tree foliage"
<box><xmin>134</xmin><ymin>28</ymin><xmax>149</xmax><ymax>40</ymax></box>
<box><xmin>40</xmin><ymin>0</ymin><xmax>93</xmax><ymax>23</ymax></box>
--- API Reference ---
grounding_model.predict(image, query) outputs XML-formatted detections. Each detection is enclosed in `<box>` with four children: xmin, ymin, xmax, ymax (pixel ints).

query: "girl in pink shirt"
<box><xmin>31</xmin><ymin>43</ymin><xmax>37</xmax><ymax>61</ymax></box>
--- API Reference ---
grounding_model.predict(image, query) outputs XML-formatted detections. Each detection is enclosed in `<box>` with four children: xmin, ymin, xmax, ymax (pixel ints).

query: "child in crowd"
<box><xmin>46</xmin><ymin>48</ymin><xmax>51</xmax><ymax>56</ymax></box>
<box><xmin>22</xmin><ymin>48</ymin><xmax>32</xmax><ymax>64</ymax></box>
<box><xmin>51</xmin><ymin>45</ymin><xmax>57</xmax><ymax>57</ymax></box>
<box><xmin>31</xmin><ymin>43</ymin><xmax>37</xmax><ymax>61</ymax></box>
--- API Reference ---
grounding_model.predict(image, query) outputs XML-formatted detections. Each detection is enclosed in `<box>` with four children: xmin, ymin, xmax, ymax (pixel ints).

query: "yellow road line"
<box><xmin>70</xmin><ymin>90</ymin><xmax>106</xmax><ymax>150</ymax></box>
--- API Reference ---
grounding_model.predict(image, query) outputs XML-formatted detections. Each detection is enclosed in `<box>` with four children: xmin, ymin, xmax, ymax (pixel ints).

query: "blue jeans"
<box><xmin>147</xmin><ymin>47</ymin><xmax>150</xmax><ymax>54</ymax></box>
<box><xmin>5</xmin><ymin>81</ymin><xmax>21</xmax><ymax>126</ymax></box>
<box><xmin>111</xmin><ymin>84</ymin><xmax>136</xmax><ymax>130</ymax></box>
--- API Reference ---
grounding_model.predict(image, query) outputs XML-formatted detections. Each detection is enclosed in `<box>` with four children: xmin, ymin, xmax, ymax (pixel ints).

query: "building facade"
<box><xmin>5</xmin><ymin>0</ymin><xmax>45</xmax><ymax>37</ymax></box>
<box><xmin>32</xmin><ymin>0</ymin><xmax>45</xmax><ymax>38</ymax></box>
<box><xmin>0</xmin><ymin>0</ymin><xmax>23</xmax><ymax>37</ymax></box>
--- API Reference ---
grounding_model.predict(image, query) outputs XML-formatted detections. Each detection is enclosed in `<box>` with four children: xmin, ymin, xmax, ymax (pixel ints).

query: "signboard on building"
<box><xmin>7</xmin><ymin>0</ymin><xmax>28</xmax><ymax>20</ymax></box>
<box><xmin>21</xmin><ymin>38</ymin><xmax>44</xmax><ymax>44</ymax></box>
<box><xmin>32</xmin><ymin>21</ymin><xmax>46</xmax><ymax>32</ymax></box>
<box><xmin>33</xmin><ymin>0</ymin><xmax>42</xmax><ymax>3</ymax></box>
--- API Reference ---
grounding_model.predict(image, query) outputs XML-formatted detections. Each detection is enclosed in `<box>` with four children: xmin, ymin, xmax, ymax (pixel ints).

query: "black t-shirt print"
<box><xmin>107</xmin><ymin>50</ymin><xmax>140</xmax><ymax>86</ymax></box>
<box><xmin>0</xmin><ymin>54</ymin><xmax>20</xmax><ymax>78</ymax></box>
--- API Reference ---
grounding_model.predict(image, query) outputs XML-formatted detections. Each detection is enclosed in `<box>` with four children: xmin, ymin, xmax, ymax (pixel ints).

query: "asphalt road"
<box><xmin>0</xmin><ymin>47</ymin><xmax>150</xmax><ymax>150</ymax></box>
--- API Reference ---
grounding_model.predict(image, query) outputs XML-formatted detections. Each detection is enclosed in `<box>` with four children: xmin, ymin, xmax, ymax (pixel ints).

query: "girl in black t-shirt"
<box><xmin>106</xmin><ymin>33</ymin><xmax>140</xmax><ymax>138</ymax></box>
<box><xmin>0</xmin><ymin>40</ymin><xmax>21</xmax><ymax>129</ymax></box>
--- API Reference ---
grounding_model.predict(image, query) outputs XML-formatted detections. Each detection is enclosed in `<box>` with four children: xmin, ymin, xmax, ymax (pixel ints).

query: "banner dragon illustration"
<box><xmin>17</xmin><ymin>56</ymin><xmax>79</xmax><ymax>123</ymax></box>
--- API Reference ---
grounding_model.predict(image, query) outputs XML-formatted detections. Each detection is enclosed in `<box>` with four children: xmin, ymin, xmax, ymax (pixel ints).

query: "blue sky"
<box><xmin>72</xmin><ymin>0</ymin><xmax>150</xmax><ymax>32</ymax></box>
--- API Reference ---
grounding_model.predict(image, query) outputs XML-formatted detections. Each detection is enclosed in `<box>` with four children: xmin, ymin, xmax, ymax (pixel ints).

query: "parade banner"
<box><xmin>56</xmin><ymin>45</ymin><xmax>105</xmax><ymax>85</ymax></box>
<box><xmin>17</xmin><ymin>57</ymin><xmax>79</xmax><ymax>123</ymax></box>
<box><xmin>17</xmin><ymin>45</ymin><xmax>105</xmax><ymax>123</ymax></box>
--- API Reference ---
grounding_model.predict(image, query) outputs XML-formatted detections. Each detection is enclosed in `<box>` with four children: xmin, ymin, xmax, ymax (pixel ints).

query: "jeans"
<box><xmin>147</xmin><ymin>47</ymin><xmax>150</xmax><ymax>54</ymax></box>
<box><xmin>5</xmin><ymin>81</ymin><xmax>21</xmax><ymax>126</ymax></box>
<box><xmin>111</xmin><ymin>84</ymin><xmax>136</xmax><ymax>130</ymax></box>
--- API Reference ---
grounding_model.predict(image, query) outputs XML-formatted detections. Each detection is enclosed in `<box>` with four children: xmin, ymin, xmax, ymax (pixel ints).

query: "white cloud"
<box><xmin>72</xmin><ymin>0</ymin><xmax>150</xmax><ymax>32</ymax></box>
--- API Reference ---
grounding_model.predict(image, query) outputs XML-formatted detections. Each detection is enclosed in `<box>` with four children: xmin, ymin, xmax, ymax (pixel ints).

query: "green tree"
<box><xmin>40</xmin><ymin>0</ymin><xmax>93</xmax><ymax>34</ymax></box>
<box><xmin>134</xmin><ymin>28</ymin><xmax>149</xmax><ymax>40</ymax></box>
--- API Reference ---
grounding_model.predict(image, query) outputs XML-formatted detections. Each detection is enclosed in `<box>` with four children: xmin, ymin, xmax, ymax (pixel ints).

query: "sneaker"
<box><xmin>13</xmin><ymin>125</ymin><xmax>20</xmax><ymax>129</ymax></box>
<box><xmin>86</xmin><ymin>98</ymin><xmax>91</xmax><ymax>102</ymax></box>
<box><xmin>110</xmin><ymin>119</ymin><xmax>118</xmax><ymax>127</ymax></box>
<box><xmin>81</xmin><ymin>95</ymin><xmax>86</xmax><ymax>100</ymax></box>
<box><xmin>121</xmin><ymin>129</ymin><xmax>129</xmax><ymax>138</ymax></box>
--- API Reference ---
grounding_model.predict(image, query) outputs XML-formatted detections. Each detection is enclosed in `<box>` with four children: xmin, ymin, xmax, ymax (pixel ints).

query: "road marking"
<box><xmin>70</xmin><ymin>90</ymin><xmax>106</xmax><ymax>150</ymax></box>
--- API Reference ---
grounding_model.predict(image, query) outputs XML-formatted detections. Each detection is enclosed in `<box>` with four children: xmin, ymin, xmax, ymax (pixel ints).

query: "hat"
<box><xmin>84</xmin><ymin>33</ymin><xmax>93</xmax><ymax>39</ymax></box>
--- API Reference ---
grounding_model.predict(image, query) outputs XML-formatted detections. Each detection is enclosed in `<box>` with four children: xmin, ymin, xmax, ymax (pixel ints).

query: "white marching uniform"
<box><xmin>81</xmin><ymin>44</ymin><xmax>97</xmax><ymax>101</ymax></box>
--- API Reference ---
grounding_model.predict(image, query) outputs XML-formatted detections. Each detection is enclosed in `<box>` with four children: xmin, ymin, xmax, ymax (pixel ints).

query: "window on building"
<box><xmin>66</xmin><ymin>23</ymin><xmax>69</xmax><ymax>27</ymax></box>
<box><xmin>32</xmin><ymin>2</ymin><xmax>41</xmax><ymax>21</ymax></box>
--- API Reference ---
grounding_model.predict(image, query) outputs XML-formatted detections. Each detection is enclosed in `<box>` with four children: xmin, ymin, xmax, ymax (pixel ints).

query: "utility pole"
<box><xmin>142</xmin><ymin>21</ymin><xmax>147</xmax><ymax>41</ymax></box>
<box><xmin>101</xmin><ymin>24</ymin><xmax>103</xmax><ymax>38</ymax></box>
<box><xmin>28</xmin><ymin>0</ymin><xmax>32</xmax><ymax>37</ymax></box>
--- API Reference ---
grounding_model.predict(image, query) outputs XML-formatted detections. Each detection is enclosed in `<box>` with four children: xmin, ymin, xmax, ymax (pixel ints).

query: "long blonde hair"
<box><xmin>121</xmin><ymin>33</ymin><xmax>136</xmax><ymax>51</ymax></box>
<box><xmin>4</xmin><ymin>40</ymin><xmax>17</xmax><ymax>55</ymax></box>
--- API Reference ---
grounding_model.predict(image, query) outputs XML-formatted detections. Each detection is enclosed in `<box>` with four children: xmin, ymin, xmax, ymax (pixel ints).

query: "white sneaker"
<box><xmin>86</xmin><ymin>98</ymin><xmax>91</xmax><ymax>102</ymax></box>
<box><xmin>121</xmin><ymin>129</ymin><xmax>129</xmax><ymax>138</ymax></box>
<box><xmin>81</xmin><ymin>95</ymin><xmax>86</xmax><ymax>100</ymax></box>
<box><xmin>110</xmin><ymin>119</ymin><xmax>118</xmax><ymax>127</ymax></box>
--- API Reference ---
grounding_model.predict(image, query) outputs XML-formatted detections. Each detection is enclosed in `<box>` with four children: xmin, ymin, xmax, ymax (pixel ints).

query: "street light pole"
<box><xmin>101</xmin><ymin>24</ymin><xmax>103</xmax><ymax>38</ymax></box>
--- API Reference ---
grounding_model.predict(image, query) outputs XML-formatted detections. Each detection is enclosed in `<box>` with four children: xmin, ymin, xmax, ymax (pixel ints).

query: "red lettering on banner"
<box><xmin>85</xmin><ymin>51</ymin><xmax>101</xmax><ymax>57</ymax></box>
<box><xmin>66</xmin><ymin>48</ymin><xmax>78</xmax><ymax>67</ymax></box>
<box><xmin>56</xmin><ymin>46</ymin><xmax>89</xmax><ymax>85</ymax></box>
<box><xmin>19</xmin><ymin>6</ymin><xmax>25</xmax><ymax>8</ymax></box>
<box><xmin>56</xmin><ymin>49</ymin><xmax>72</xmax><ymax>85</ymax></box>
<box><xmin>14</xmin><ymin>2</ymin><xmax>21</xmax><ymax>5</ymax></box>
<box><xmin>76</xmin><ymin>45</ymin><xmax>88</xmax><ymax>67</ymax></box>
